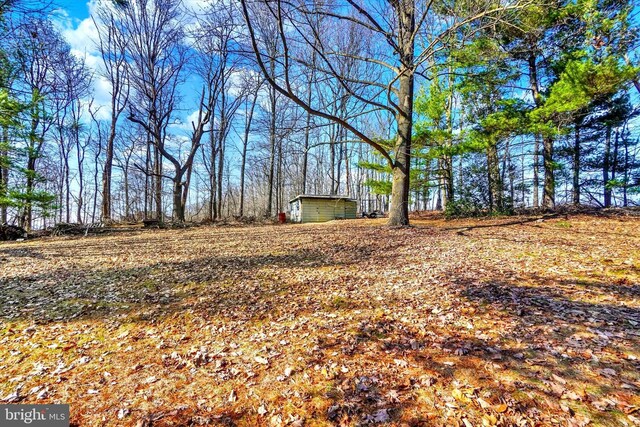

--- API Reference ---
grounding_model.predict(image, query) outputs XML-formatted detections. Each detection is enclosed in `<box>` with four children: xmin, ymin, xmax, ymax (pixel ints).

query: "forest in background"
<box><xmin>0</xmin><ymin>0</ymin><xmax>639</xmax><ymax>230</ymax></box>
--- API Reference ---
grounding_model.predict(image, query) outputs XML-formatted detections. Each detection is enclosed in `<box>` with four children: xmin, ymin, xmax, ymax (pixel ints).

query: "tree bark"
<box><xmin>216</xmin><ymin>136</ymin><xmax>225</xmax><ymax>219</ymax></box>
<box><xmin>240</xmin><ymin>88</ymin><xmax>258</xmax><ymax>217</ymax></box>
<box><xmin>542</xmin><ymin>136</ymin><xmax>555</xmax><ymax>209</ymax></box>
<box><xmin>573</xmin><ymin>122</ymin><xmax>580</xmax><ymax>205</ymax></box>
<box><xmin>533</xmin><ymin>135</ymin><xmax>539</xmax><ymax>208</ymax></box>
<box><xmin>301</xmin><ymin>94</ymin><xmax>312</xmax><ymax>195</ymax></box>
<box><xmin>124</xmin><ymin>155</ymin><xmax>130</xmax><ymax>219</ymax></box>
<box><xmin>487</xmin><ymin>143</ymin><xmax>502</xmax><ymax>211</ymax></box>
<box><xmin>20</xmin><ymin>110</ymin><xmax>43</xmax><ymax>231</ymax></box>
<box><xmin>266</xmin><ymin>73</ymin><xmax>277</xmax><ymax>218</ymax></box>
<box><xmin>0</xmin><ymin>125</ymin><xmax>8</xmax><ymax>224</ymax></box>
<box><xmin>603</xmin><ymin>124</ymin><xmax>611</xmax><ymax>207</ymax></box>
<box><xmin>388</xmin><ymin>72</ymin><xmax>413</xmax><ymax>226</ymax></box>
<box><xmin>623</xmin><ymin>132</ymin><xmax>629</xmax><ymax>207</ymax></box>
<box><xmin>144</xmin><ymin>141</ymin><xmax>150</xmax><ymax>219</ymax></box>
<box><xmin>611</xmin><ymin>129</ymin><xmax>619</xmax><ymax>206</ymax></box>
<box><xmin>208</xmin><ymin>121</ymin><xmax>217</xmax><ymax>221</ymax></box>
<box><xmin>154</xmin><ymin>142</ymin><xmax>162</xmax><ymax>221</ymax></box>
<box><xmin>173</xmin><ymin>178</ymin><xmax>185</xmax><ymax>222</ymax></box>
<box><xmin>387</xmin><ymin>2</ymin><xmax>415</xmax><ymax>226</ymax></box>
<box><xmin>528</xmin><ymin>54</ymin><xmax>553</xmax><ymax>208</ymax></box>
<box><xmin>101</xmin><ymin>119</ymin><xmax>117</xmax><ymax>221</ymax></box>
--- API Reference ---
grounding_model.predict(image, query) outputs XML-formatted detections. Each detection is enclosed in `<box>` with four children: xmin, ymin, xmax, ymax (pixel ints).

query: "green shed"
<box><xmin>289</xmin><ymin>195</ymin><xmax>357</xmax><ymax>223</ymax></box>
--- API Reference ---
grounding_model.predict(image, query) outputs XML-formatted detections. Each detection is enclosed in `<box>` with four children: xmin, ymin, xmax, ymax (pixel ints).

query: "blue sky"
<box><xmin>52</xmin><ymin>0</ymin><xmax>213</xmax><ymax>128</ymax></box>
<box><xmin>49</xmin><ymin>0</ymin><xmax>254</xmax><ymax>190</ymax></box>
<box><xmin>57</xmin><ymin>1</ymin><xmax>91</xmax><ymax>19</ymax></box>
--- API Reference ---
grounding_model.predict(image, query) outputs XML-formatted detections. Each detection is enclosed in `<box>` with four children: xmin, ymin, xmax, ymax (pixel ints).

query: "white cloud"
<box><xmin>63</xmin><ymin>17</ymin><xmax>99</xmax><ymax>56</ymax></box>
<box><xmin>183</xmin><ymin>0</ymin><xmax>210</xmax><ymax>13</ymax></box>
<box><xmin>51</xmin><ymin>2</ymin><xmax>115</xmax><ymax>120</ymax></box>
<box><xmin>170</xmin><ymin>109</ymin><xmax>204</xmax><ymax>134</ymax></box>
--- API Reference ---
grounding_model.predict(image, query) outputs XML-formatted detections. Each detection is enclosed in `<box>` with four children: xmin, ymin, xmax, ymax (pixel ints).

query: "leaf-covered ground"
<box><xmin>1</xmin><ymin>213</ymin><xmax>639</xmax><ymax>427</ymax></box>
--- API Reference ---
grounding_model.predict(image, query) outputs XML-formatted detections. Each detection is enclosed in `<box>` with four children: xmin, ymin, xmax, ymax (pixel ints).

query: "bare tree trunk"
<box><xmin>91</xmin><ymin>136</ymin><xmax>102</xmax><ymax>223</ymax></box>
<box><xmin>444</xmin><ymin>70</ymin><xmax>455</xmax><ymax>206</ymax></box>
<box><xmin>542</xmin><ymin>136</ymin><xmax>555</xmax><ymax>209</ymax></box>
<box><xmin>330</xmin><ymin>125</ymin><xmax>336</xmax><ymax>195</ymax></box>
<box><xmin>21</xmin><ymin>156</ymin><xmax>36</xmax><ymax>230</ymax></box>
<box><xmin>277</xmin><ymin>133</ymin><xmax>283</xmax><ymax>212</ymax></box>
<box><xmin>529</xmin><ymin>54</ymin><xmax>554</xmax><ymax>209</ymax></box>
<box><xmin>336</xmin><ymin>129</ymin><xmax>344</xmax><ymax>195</ymax></box>
<box><xmin>487</xmin><ymin>143</ymin><xmax>502</xmax><ymax>211</ymax></box>
<box><xmin>94</xmin><ymin>6</ymin><xmax>129</xmax><ymax>222</ymax></box>
<box><xmin>389</xmin><ymin>75</ymin><xmax>413</xmax><ymax>225</ymax></box>
<box><xmin>387</xmin><ymin>3</ymin><xmax>415</xmax><ymax>226</ymax></box>
<box><xmin>154</xmin><ymin>143</ymin><xmax>162</xmax><ymax>221</ymax></box>
<box><xmin>181</xmin><ymin>163</ymin><xmax>193</xmax><ymax>219</ymax></box>
<box><xmin>124</xmin><ymin>156</ymin><xmax>130</xmax><ymax>219</ymax></box>
<box><xmin>603</xmin><ymin>124</ymin><xmax>611</xmax><ymax>207</ymax></box>
<box><xmin>216</xmin><ymin>135</ymin><xmax>225</xmax><ymax>219</ymax></box>
<box><xmin>623</xmin><ymin>133</ymin><xmax>629</xmax><ymax>207</ymax></box>
<box><xmin>20</xmin><ymin>112</ymin><xmax>42</xmax><ymax>231</ymax></box>
<box><xmin>239</xmin><ymin>88</ymin><xmax>258</xmax><ymax>217</ymax></box>
<box><xmin>573</xmin><ymin>123</ymin><xmax>580</xmax><ymax>205</ymax></box>
<box><xmin>76</xmin><ymin>141</ymin><xmax>85</xmax><ymax>224</ymax></box>
<box><xmin>301</xmin><ymin>96</ymin><xmax>312</xmax><ymax>195</ymax></box>
<box><xmin>101</xmin><ymin>121</ymin><xmax>116</xmax><ymax>221</ymax></box>
<box><xmin>612</xmin><ymin>129</ymin><xmax>620</xmax><ymax>206</ymax></box>
<box><xmin>266</xmin><ymin>72</ymin><xmax>277</xmax><ymax>217</ymax></box>
<box><xmin>65</xmin><ymin>153</ymin><xmax>70</xmax><ymax>223</ymax></box>
<box><xmin>424</xmin><ymin>160</ymin><xmax>431</xmax><ymax>211</ymax></box>
<box><xmin>144</xmin><ymin>141</ymin><xmax>150</xmax><ymax>219</ymax></box>
<box><xmin>345</xmin><ymin>138</ymin><xmax>351</xmax><ymax>196</ymax></box>
<box><xmin>208</xmin><ymin>122</ymin><xmax>217</xmax><ymax>221</ymax></box>
<box><xmin>0</xmin><ymin>126</ymin><xmax>8</xmax><ymax>223</ymax></box>
<box><xmin>443</xmin><ymin>155</ymin><xmax>453</xmax><ymax>208</ymax></box>
<box><xmin>528</xmin><ymin>56</ymin><xmax>547</xmax><ymax>208</ymax></box>
<box><xmin>216</xmin><ymin>108</ymin><xmax>226</xmax><ymax>220</ymax></box>
<box><xmin>438</xmin><ymin>162</ymin><xmax>446</xmax><ymax>211</ymax></box>
<box><xmin>172</xmin><ymin>178</ymin><xmax>184</xmax><ymax>222</ymax></box>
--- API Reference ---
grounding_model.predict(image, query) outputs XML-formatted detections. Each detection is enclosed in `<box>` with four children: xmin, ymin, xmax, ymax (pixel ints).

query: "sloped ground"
<box><xmin>0</xmin><ymin>213</ymin><xmax>638</xmax><ymax>427</ymax></box>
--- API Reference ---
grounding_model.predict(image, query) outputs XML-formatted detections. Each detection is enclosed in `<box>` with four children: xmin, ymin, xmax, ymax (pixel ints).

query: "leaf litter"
<box><xmin>0</xmin><ymin>213</ymin><xmax>639</xmax><ymax>426</ymax></box>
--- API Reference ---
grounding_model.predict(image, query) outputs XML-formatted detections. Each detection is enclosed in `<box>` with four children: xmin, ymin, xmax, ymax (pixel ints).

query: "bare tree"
<box><xmin>193</xmin><ymin>1</ymin><xmax>246</xmax><ymax>221</ymax></box>
<box><xmin>240</xmin><ymin>0</ymin><xmax>526</xmax><ymax>225</ymax></box>
<box><xmin>14</xmin><ymin>18</ymin><xmax>71</xmax><ymax>230</ymax></box>
<box><xmin>120</xmin><ymin>0</ymin><xmax>187</xmax><ymax>222</ymax></box>
<box><xmin>93</xmin><ymin>2</ymin><xmax>130</xmax><ymax>222</ymax></box>
<box><xmin>239</xmin><ymin>75</ymin><xmax>262</xmax><ymax>217</ymax></box>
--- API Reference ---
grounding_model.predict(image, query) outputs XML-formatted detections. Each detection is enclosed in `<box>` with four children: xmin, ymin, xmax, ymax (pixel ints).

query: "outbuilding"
<box><xmin>289</xmin><ymin>195</ymin><xmax>357</xmax><ymax>223</ymax></box>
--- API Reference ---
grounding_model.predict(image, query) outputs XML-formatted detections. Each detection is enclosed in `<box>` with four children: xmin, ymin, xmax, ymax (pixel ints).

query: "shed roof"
<box><xmin>289</xmin><ymin>194</ymin><xmax>356</xmax><ymax>203</ymax></box>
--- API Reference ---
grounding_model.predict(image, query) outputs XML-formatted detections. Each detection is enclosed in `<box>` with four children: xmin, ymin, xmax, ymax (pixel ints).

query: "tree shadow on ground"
<box><xmin>2</xmin><ymin>221</ymin><xmax>639</xmax><ymax>426</ymax></box>
<box><xmin>315</xmin><ymin>269</ymin><xmax>640</xmax><ymax>425</ymax></box>
<box><xmin>445</xmin><ymin>272</ymin><xmax>640</xmax><ymax>424</ymax></box>
<box><xmin>0</xmin><ymin>247</ymin><xmax>46</xmax><ymax>259</ymax></box>
<box><xmin>0</xmin><ymin>244</ymin><xmax>375</xmax><ymax>323</ymax></box>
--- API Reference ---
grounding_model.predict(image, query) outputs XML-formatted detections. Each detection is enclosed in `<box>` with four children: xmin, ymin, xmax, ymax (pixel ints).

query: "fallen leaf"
<box><xmin>482</xmin><ymin>414</ymin><xmax>497</xmax><ymax>426</ymax></box>
<box><xmin>254</xmin><ymin>356</ymin><xmax>269</xmax><ymax>365</ymax></box>
<box><xmin>495</xmin><ymin>403</ymin><xmax>508</xmax><ymax>413</ymax></box>
<box><xmin>477</xmin><ymin>397</ymin><xmax>491</xmax><ymax>409</ymax></box>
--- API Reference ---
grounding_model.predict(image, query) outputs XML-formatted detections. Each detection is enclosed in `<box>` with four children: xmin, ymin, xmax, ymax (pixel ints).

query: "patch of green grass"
<box><xmin>555</xmin><ymin>220</ymin><xmax>572</xmax><ymax>228</ymax></box>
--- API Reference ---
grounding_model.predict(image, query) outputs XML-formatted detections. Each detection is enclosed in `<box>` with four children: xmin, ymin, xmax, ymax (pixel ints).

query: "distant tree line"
<box><xmin>0</xmin><ymin>0</ymin><xmax>638</xmax><ymax>229</ymax></box>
